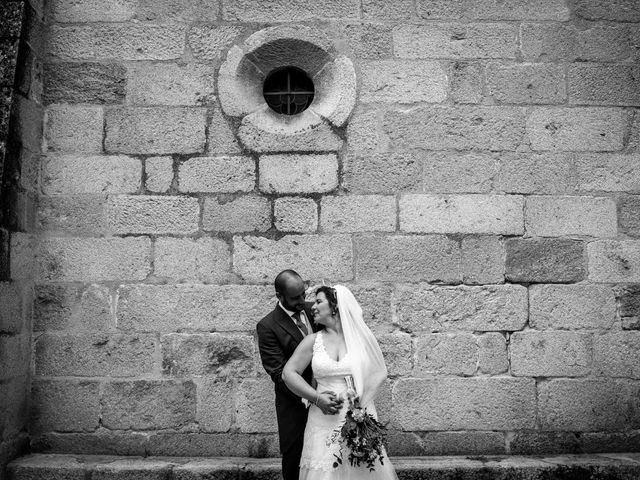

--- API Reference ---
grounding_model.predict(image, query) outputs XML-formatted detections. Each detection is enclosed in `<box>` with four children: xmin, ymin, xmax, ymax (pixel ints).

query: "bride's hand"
<box><xmin>315</xmin><ymin>390</ymin><xmax>343</xmax><ymax>415</ymax></box>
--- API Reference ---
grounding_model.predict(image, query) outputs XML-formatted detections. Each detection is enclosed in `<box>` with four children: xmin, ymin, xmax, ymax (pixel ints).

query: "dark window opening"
<box><xmin>263</xmin><ymin>66</ymin><xmax>314</xmax><ymax>115</ymax></box>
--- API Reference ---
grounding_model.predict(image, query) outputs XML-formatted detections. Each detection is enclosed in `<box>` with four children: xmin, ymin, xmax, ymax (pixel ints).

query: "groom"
<box><xmin>256</xmin><ymin>270</ymin><xmax>339</xmax><ymax>480</ymax></box>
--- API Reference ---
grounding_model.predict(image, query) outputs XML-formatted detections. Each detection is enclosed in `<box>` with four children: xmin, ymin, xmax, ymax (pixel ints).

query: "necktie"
<box><xmin>292</xmin><ymin>311</ymin><xmax>308</xmax><ymax>336</ymax></box>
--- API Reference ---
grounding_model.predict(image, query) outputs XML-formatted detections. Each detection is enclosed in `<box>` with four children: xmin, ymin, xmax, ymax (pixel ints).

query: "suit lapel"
<box><xmin>275</xmin><ymin>304</ymin><xmax>304</xmax><ymax>344</ymax></box>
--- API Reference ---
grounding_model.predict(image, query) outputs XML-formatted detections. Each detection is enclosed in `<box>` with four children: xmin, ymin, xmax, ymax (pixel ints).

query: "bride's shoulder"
<box><xmin>297</xmin><ymin>333</ymin><xmax>318</xmax><ymax>350</ymax></box>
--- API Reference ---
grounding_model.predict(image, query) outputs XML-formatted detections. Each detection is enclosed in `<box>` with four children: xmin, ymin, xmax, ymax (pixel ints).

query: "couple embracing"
<box><xmin>257</xmin><ymin>270</ymin><xmax>398</xmax><ymax>480</ymax></box>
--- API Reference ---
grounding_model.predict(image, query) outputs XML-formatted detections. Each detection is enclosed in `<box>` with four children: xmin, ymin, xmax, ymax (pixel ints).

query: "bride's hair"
<box><xmin>315</xmin><ymin>285</ymin><xmax>338</xmax><ymax>315</ymax></box>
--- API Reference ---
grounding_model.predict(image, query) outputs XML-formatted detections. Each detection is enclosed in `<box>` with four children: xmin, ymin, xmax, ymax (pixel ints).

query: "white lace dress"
<box><xmin>299</xmin><ymin>332</ymin><xmax>398</xmax><ymax>480</ymax></box>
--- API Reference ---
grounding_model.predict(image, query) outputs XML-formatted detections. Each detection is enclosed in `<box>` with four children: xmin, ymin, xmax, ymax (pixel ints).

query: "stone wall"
<box><xmin>18</xmin><ymin>0</ymin><xmax>640</xmax><ymax>458</ymax></box>
<box><xmin>1</xmin><ymin>0</ymin><xmax>45</xmax><ymax>476</ymax></box>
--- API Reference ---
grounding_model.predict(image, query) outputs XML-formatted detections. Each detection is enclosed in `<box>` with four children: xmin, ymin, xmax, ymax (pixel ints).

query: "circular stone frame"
<box><xmin>218</xmin><ymin>25</ymin><xmax>357</xmax><ymax>152</ymax></box>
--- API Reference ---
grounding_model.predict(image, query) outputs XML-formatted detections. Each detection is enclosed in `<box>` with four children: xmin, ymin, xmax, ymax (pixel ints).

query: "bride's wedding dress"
<box><xmin>299</xmin><ymin>331</ymin><xmax>398</xmax><ymax>480</ymax></box>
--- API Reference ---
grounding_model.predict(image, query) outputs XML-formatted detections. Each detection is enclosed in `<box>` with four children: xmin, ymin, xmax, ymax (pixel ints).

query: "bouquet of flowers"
<box><xmin>327</xmin><ymin>376</ymin><xmax>388</xmax><ymax>472</ymax></box>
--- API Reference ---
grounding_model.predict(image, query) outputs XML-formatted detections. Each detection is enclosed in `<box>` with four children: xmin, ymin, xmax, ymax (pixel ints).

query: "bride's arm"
<box><xmin>283</xmin><ymin>335</ymin><xmax>340</xmax><ymax>415</ymax></box>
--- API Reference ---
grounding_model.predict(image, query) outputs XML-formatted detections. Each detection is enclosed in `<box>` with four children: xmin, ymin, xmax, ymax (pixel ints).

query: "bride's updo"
<box><xmin>315</xmin><ymin>286</ymin><xmax>338</xmax><ymax>315</ymax></box>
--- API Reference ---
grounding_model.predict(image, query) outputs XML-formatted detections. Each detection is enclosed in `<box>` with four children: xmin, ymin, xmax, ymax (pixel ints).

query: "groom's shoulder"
<box><xmin>257</xmin><ymin>305</ymin><xmax>279</xmax><ymax>328</ymax></box>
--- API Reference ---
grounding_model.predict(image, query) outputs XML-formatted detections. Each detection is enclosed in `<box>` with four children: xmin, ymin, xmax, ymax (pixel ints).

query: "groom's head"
<box><xmin>275</xmin><ymin>269</ymin><xmax>306</xmax><ymax>312</ymax></box>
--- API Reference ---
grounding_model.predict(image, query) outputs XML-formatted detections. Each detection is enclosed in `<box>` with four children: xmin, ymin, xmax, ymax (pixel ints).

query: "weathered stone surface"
<box><xmin>393</xmin><ymin>378</ymin><xmax>536</xmax><ymax>430</ymax></box>
<box><xmin>576</xmin><ymin>153</ymin><xmax>640</xmax><ymax>193</ymax></box>
<box><xmin>525</xmin><ymin>196</ymin><xmax>617</xmax><ymax>237</ymax></box>
<box><xmin>362</xmin><ymin>0</ymin><xmax>414</xmax><ymax>19</ymax></box>
<box><xmin>344</xmin><ymin>23</ymin><xmax>393</xmax><ymax>59</ymax></box>
<box><xmin>360</xmin><ymin>60</ymin><xmax>447</xmax><ymax>103</ymax></box>
<box><xmin>521</xmin><ymin>23</ymin><xmax>638</xmax><ymax>63</ymax></box>
<box><xmin>509</xmin><ymin>432</ymin><xmax>581</xmax><ymax>455</ymax></box>
<box><xmin>344</xmin><ymin>152</ymin><xmax>422</xmax><ymax>194</ymax></box>
<box><xmin>37</xmin><ymin>195</ymin><xmax>106</xmax><ymax>234</ymax></box>
<box><xmin>235</xmin><ymin>379</ymin><xmax>277</xmax><ymax>433</ymax></box>
<box><xmin>50</xmin><ymin>0</ymin><xmax>219</xmax><ymax>22</ymax></box>
<box><xmin>461</xmin><ymin>236</ymin><xmax>505</xmax><ymax>284</ymax></box>
<box><xmin>355</xmin><ymin>235</ymin><xmax>461</xmax><ymax>283</ymax></box>
<box><xmin>44</xmin><ymin>63</ymin><xmax>126</xmax><ymax>105</ymax></box>
<box><xmin>384</xmin><ymin>106</ymin><xmax>527</xmax><ymax>151</ymax></box>
<box><xmin>400</xmin><ymin>194</ymin><xmax>524</xmax><ymax>235</ymax></box>
<box><xmin>394</xmin><ymin>284</ymin><xmax>527</xmax><ymax>333</ymax></box>
<box><xmin>486</xmin><ymin>63</ymin><xmax>565</xmax><ymax>104</ymax></box>
<box><xmin>48</xmin><ymin>24</ymin><xmax>187</xmax><ymax>60</ymax></box>
<box><xmin>102</xmin><ymin>380</ymin><xmax>196</xmax><ymax>429</ymax></box>
<box><xmin>35</xmin><ymin>333</ymin><xmax>156</xmax><ymax>377</ymax></box>
<box><xmin>178</xmin><ymin>156</ymin><xmax>255</xmax><ymax>193</ymax></box>
<box><xmin>259</xmin><ymin>154</ymin><xmax>338</xmax><ymax>194</ymax></box>
<box><xmin>394</xmin><ymin>23</ymin><xmax>518</xmax><ymax>59</ymax></box>
<box><xmin>222</xmin><ymin>0</ymin><xmax>359</xmax><ymax>21</ymax></box>
<box><xmin>274</xmin><ymin>197</ymin><xmax>318</xmax><ymax>233</ymax></box>
<box><xmin>238</xmin><ymin>111</ymin><xmax>343</xmax><ymax>153</ymax></box>
<box><xmin>414</xmin><ymin>333</ymin><xmax>477</xmax><ymax>376</ymax></box>
<box><xmin>505</xmin><ymin>238</ymin><xmax>585</xmax><ymax>283</ymax></box>
<box><xmin>0</xmin><ymin>334</ymin><xmax>29</xmax><ymax>379</ymax></box>
<box><xmin>574</xmin><ymin>0</ymin><xmax>640</xmax><ymax>22</ymax></box>
<box><xmin>105</xmin><ymin>107</ymin><xmax>206</xmax><ymax>155</ymax></box>
<box><xmin>581</xmin><ymin>432</ymin><xmax>640</xmax><ymax>453</ymax></box>
<box><xmin>527</xmin><ymin>107</ymin><xmax>626</xmax><ymax>152</ymax></box>
<box><xmin>42</xmin><ymin>155</ymin><xmax>141</xmax><ymax>195</ymax></box>
<box><xmin>31</xmin><ymin>380</ymin><xmax>99</xmax><ymax>433</ymax></box>
<box><xmin>36</xmin><ymin>237</ymin><xmax>151</xmax><ymax>282</ymax></box>
<box><xmin>321</xmin><ymin>195</ymin><xmax>396</xmax><ymax>233</ymax></box>
<box><xmin>9</xmin><ymin>233</ymin><xmax>37</xmax><ymax>281</ymax></box>
<box><xmin>494</xmin><ymin>153</ymin><xmax>577</xmax><ymax>194</ymax></box>
<box><xmin>148</xmin><ymin>434</ymin><xmax>279</xmax><ymax>457</ymax></box>
<box><xmin>594</xmin><ymin>332</ymin><xmax>640</xmax><ymax>378</ymax></box>
<box><xmin>195</xmin><ymin>379</ymin><xmax>234</xmax><ymax>433</ymax></box>
<box><xmin>416</xmin><ymin>0</ymin><xmax>569</xmax><ymax>20</ymax></box>
<box><xmin>29</xmin><ymin>431</ymin><xmax>148</xmax><ymax>456</ymax></box>
<box><xmin>117</xmin><ymin>284</ymin><xmax>274</xmax><ymax>332</ymax></box>
<box><xmin>588</xmin><ymin>240</ymin><xmax>640</xmax><ymax>282</ymax></box>
<box><xmin>203</xmin><ymin>196</ymin><xmax>271</xmax><ymax>233</ymax></box>
<box><xmin>34</xmin><ymin>284</ymin><xmax>114</xmax><ymax>332</ymax></box>
<box><xmin>92</xmin><ymin>458</ymin><xmax>174</xmax><ymax>480</ymax></box>
<box><xmin>0</xmin><ymin>41</ymin><xmax>19</xmax><ymax>86</ymax></box>
<box><xmin>538</xmin><ymin>379</ymin><xmax>640</xmax><ymax>430</ymax></box>
<box><xmin>207</xmin><ymin>107</ymin><xmax>241</xmax><ymax>156</ymax></box>
<box><xmin>154</xmin><ymin>237</ymin><xmax>232</xmax><ymax>284</ymax></box>
<box><xmin>569</xmin><ymin>65</ymin><xmax>640</xmax><ymax>106</ymax></box>
<box><xmin>530</xmin><ymin>284</ymin><xmax>616</xmax><ymax>330</ymax></box>
<box><xmin>105</xmin><ymin>195</ymin><xmax>199</xmax><ymax>235</ymax></box>
<box><xmin>423</xmin><ymin>152</ymin><xmax>497</xmax><ymax>193</ymax></box>
<box><xmin>478</xmin><ymin>333</ymin><xmax>508</xmax><ymax>374</ymax></box>
<box><xmin>126</xmin><ymin>63</ymin><xmax>217</xmax><ymax>106</ymax></box>
<box><xmin>378</xmin><ymin>333</ymin><xmax>412</xmax><ymax>376</ymax></box>
<box><xmin>234</xmin><ymin>235</ymin><xmax>353</xmax><ymax>282</ymax></box>
<box><xmin>145</xmin><ymin>156</ymin><xmax>173</xmax><ymax>193</ymax></box>
<box><xmin>162</xmin><ymin>333</ymin><xmax>255</xmax><ymax>377</ymax></box>
<box><xmin>511</xmin><ymin>331</ymin><xmax>591</xmax><ymax>377</ymax></box>
<box><xmin>450</xmin><ymin>61</ymin><xmax>483</xmax><ymax>104</ymax></box>
<box><xmin>616</xmin><ymin>284</ymin><xmax>640</xmax><ymax>330</ymax></box>
<box><xmin>187</xmin><ymin>25</ymin><xmax>243</xmax><ymax>61</ymax></box>
<box><xmin>6</xmin><ymin>454</ymin><xmax>88</xmax><ymax>480</ymax></box>
<box><xmin>44</xmin><ymin>106</ymin><xmax>103</xmax><ymax>153</ymax></box>
<box><xmin>346</xmin><ymin>106</ymin><xmax>388</xmax><ymax>154</ymax></box>
<box><xmin>0</xmin><ymin>282</ymin><xmax>23</xmax><ymax>334</ymax></box>
<box><xmin>619</xmin><ymin>196</ymin><xmax>640</xmax><ymax>237</ymax></box>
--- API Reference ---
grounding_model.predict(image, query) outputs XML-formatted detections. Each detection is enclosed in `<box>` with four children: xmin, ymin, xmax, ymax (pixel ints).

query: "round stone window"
<box><xmin>263</xmin><ymin>66</ymin><xmax>315</xmax><ymax>116</ymax></box>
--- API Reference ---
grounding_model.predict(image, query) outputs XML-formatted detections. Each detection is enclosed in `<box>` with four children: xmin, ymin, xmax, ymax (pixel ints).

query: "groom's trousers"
<box><xmin>282</xmin><ymin>431</ymin><xmax>304</xmax><ymax>480</ymax></box>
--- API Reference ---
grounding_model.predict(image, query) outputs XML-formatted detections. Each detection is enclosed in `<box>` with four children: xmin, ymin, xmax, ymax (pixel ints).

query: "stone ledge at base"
<box><xmin>7</xmin><ymin>453</ymin><xmax>640</xmax><ymax>480</ymax></box>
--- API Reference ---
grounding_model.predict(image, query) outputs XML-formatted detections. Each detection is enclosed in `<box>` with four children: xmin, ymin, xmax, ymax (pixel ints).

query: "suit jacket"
<box><xmin>256</xmin><ymin>302</ymin><xmax>318</xmax><ymax>454</ymax></box>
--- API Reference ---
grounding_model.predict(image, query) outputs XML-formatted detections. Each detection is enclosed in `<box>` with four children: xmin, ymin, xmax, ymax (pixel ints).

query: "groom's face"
<box><xmin>277</xmin><ymin>277</ymin><xmax>306</xmax><ymax>312</ymax></box>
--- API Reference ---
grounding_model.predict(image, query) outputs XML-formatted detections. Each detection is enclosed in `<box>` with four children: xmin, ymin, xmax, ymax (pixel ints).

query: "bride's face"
<box><xmin>310</xmin><ymin>291</ymin><xmax>333</xmax><ymax>325</ymax></box>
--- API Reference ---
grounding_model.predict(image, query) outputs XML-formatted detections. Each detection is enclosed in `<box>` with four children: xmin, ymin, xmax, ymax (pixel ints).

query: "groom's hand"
<box><xmin>316</xmin><ymin>390</ymin><xmax>343</xmax><ymax>415</ymax></box>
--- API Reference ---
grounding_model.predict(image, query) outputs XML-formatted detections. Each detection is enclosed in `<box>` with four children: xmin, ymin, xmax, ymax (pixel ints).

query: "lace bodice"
<box><xmin>312</xmin><ymin>331</ymin><xmax>353</xmax><ymax>380</ymax></box>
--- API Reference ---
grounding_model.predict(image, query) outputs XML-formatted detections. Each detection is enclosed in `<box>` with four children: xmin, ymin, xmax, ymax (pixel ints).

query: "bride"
<box><xmin>282</xmin><ymin>285</ymin><xmax>398</xmax><ymax>480</ymax></box>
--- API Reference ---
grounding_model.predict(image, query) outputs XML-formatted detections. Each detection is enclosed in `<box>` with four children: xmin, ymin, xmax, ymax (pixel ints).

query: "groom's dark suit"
<box><xmin>257</xmin><ymin>302</ymin><xmax>317</xmax><ymax>480</ymax></box>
